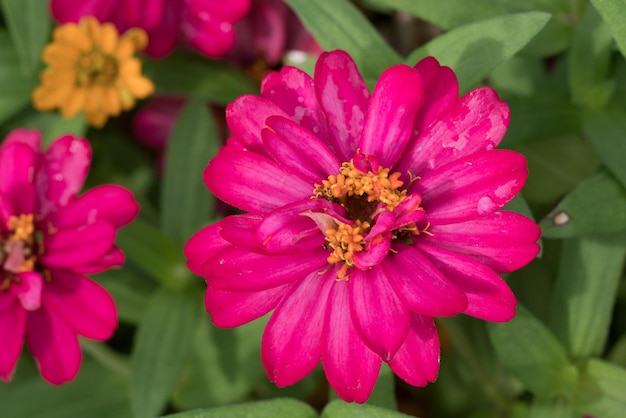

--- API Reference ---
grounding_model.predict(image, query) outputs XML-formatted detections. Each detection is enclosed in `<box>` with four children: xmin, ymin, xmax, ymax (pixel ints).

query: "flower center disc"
<box><xmin>75</xmin><ymin>48</ymin><xmax>119</xmax><ymax>87</ymax></box>
<box><xmin>1</xmin><ymin>214</ymin><xmax>38</xmax><ymax>289</ymax></box>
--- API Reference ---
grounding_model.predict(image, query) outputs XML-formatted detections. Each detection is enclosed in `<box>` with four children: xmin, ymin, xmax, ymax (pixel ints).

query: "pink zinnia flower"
<box><xmin>0</xmin><ymin>129</ymin><xmax>139</xmax><ymax>384</ymax></box>
<box><xmin>184</xmin><ymin>50</ymin><xmax>541</xmax><ymax>402</ymax></box>
<box><xmin>49</xmin><ymin>0</ymin><xmax>251</xmax><ymax>58</ymax></box>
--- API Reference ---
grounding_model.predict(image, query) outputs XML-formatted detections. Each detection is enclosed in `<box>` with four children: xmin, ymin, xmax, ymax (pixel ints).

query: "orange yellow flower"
<box><xmin>32</xmin><ymin>17</ymin><xmax>154</xmax><ymax>128</ymax></box>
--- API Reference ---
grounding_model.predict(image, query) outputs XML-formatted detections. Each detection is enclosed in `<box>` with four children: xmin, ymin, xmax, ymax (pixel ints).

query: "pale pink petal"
<box><xmin>412</xmin><ymin>57</ymin><xmax>459</xmax><ymax>133</ymax></box>
<box><xmin>206</xmin><ymin>283</ymin><xmax>290</xmax><ymax>328</ymax></box>
<box><xmin>263</xmin><ymin>115</ymin><xmax>341</xmax><ymax>182</ymax></box>
<box><xmin>389</xmin><ymin>313</ymin><xmax>439</xmax><ymax>385</ymax></box>
<box><xmin>314</xmin><ymin>50</ymin><xmax>369</xmax><ymax>161</ymax></box>
<box><xmin>414</xmin><ymin>150</ymin><xmax>527</xmax><ymax>224</ymax></box>
<box><xmin>262</xmin><ymin>67</ymin><xmax>330</xmax><ymax>145</ymax></box>
<box><xmin>13</xmin><ymin>271</ymin><xmax>44</xmax><ymax>311</ymax></box>
<box><xmin>36</xmin><ymin>135</ymin><xmax>91</xmax><ymax>216</ymax></box>
<box><xmin>26</xmin><ymin>306</ymin><xmax>82</xmax><ymax>385</ymax></box>
<box><xmin>349</xmin><ymin>268</ymin><xmax>409</xmax><ymax>361</ymax></box>
<box><xmin>2</xmin><ymin>128</ymin><xmax>42</xmax><ymax>151</ymax></box>
<box><xmin>425</xmin><ymin>211</ymin><xmax>541</xmax><ymax>273</ymax></box>
<box><xmin>0</xmin><ymin>142</ymin><xmax>36</xmax><ymax>215</ymax></box>
<box><xmin>44</xmin><ymin>269</ymin><xmax>117</xmax><ymax>340</ymax></box>
<box><xmin>359</xmin><ymin>64</ymin><xmax>423</xmax><ymax>168</ymax></box>
<box><xmin>50</xmin><ymin>0</ymin><xmax>118</xmax><ymax>23</ymax></box>
<box><xmin>206</xmin><ymin>246</ymin><xmax>328</xmax><ymax>291</ymax></box>
<box><xmin>219</xmin><ymin>214</ymin><xmax>264</xmax><ymax>251</ymax></box>
<box><xmin>49</xmin><ymin>185</ymin><xmax>139</xmax><ymax>229</ymax></box>
<box><xmin>322</xmin><ymin>280</ymin><xmax>381</xmax><ymax>403</ymax></box>
<box><xmin>396</xmin><ymin>88</ymin><xmax>509</xmax><ymax>180</ymax></box>
<box><xmin>184</xmin><ymin>222</ymin><xmax>231</xmax><ymax>276</ymax></box>
<box><xmin>417</xmin><ymin>243</ymin><xmax>517</xmax><ymax>321</ymax></box>
<box><xmin>40</xmin><ymin>222</ymin><xmax>116</xmax><ymax>269</ymax></box>
<box><xmin>262</xmin><ymin>268</ymin><xmax>335</xmax><ymax>386</ymax></box>
<box><xmin>204</xmin><ymin>147</ymin><xmax>312</xmax><ymax>214</ymax></box>
<box><xmin>382</xmin><ymin>244</ymin><xmax>468</xmax><ymax>316</ymax></box>
<box><xmin>226</xmin><ymin>95</ymin><xmax>289</xmax><ymax>155</ymax></box>
<box><xmin>0</xmin><ymin>298</ymin><xmax>26</xmax><ymax>382</ymax></box>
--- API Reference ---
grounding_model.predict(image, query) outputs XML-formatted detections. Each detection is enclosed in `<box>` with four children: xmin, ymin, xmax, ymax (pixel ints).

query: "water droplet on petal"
<box><xmin>477</xmin><ymin>195</ymin><xmax>498</xmax><ymax>215</ymax></box>
<box><xmin>297</xmin><ymin>96</ymin><xmax>304</xmax><ymax>103</ymax></box>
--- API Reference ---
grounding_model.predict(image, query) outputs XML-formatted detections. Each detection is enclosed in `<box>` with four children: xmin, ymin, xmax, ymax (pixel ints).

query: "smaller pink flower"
<box><xmin>49</xmin><ymin>0</ymin><xmax>251</xmax><ymax>58</ymax></box>
<box><xmin>0</xmin><ymin>129</ymin><xmax>139</xmax><ymax>384</ymax></box>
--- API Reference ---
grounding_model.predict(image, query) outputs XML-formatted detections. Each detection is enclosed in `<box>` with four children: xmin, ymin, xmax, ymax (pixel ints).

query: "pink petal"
<box><xmin>184</xmin><ymin>10</ymin><xmax>237</xmax><ymax>57</ymax></box>
<box><xmin>415</xmin><ymin>150</ymin><xmax>527</xmax><ymax>224</ymax></box>
<box><xmin>389</xmin><ymin>313</ymin><xmax>439</xmax><ymax>385</ymax></box>
<box><xmin>187</xmin><ymin>0</ymin><xmax>250</xmax><ymax>21</ymax></box>
<box><xmin>76</xmin><ymin>246</ymin><xmax>125</xmax><ymax>274</ymax></box>
<box><xmin>40</xmin><ymin>222</ymin><xmax>116</xmax><ymax>269</ymax></box>
<box><xmin>359</xmin><ymin>64</ymin><xmax>424</xmax><ymax>168</ymax></box>
<box><xmin>382</xmin><ymin>244</ymin><xmax>468</xmax><ymax>316</ymax></box>
<box><xmin>3</xmin><ymin>128</ymin><xmax>42</xmax><ymax>151</ymax></box>
<box><xmin>349</xmin><ymin>268</ymin><xmax>409</xmax><ymax>361</ymax></box>
<box><xmin>184</xmin><ymin>222</ymin><xmax>232</xmax><ymax>276</ymax></box>
<box><xmin>36</xmin><ymin>135</ymin><xmax>91</xmax><ymax>216</ymax></box>
<box><xmin>261</xmin><ymin>67</ymin><xmax>330</xmax><ymax>145</ymax></box>
<box><xmin>26</xmin><ymin>306</ymin><xmax>82</xmax><ymax>385</ymax></box>
<box><xmin>204</xmin><ymin>147</ymin><xmax>312</xmax><ymax>214</ymax></box>
<box><xmin>0</xmin><ymin>142</ymin><xmax>36</xmax><ymax>215</ymax></box>
<box><xmin>49</xmin><ymin>185</ymin><xmax>139</xmax><ymax>229</ymax></box>
<box><xmin>50</xmin><ymin>0</ymin><xmax>117</xmax><ymax>23</ymax></box>
<box><xmin>43</xmin><ymin>269</ymin><xmax>117</xmax><ymax>340</ymax></box>
<box><xmin>226</xmin><ymin>95</ymin><xmax>289</xmax><ymax>155</ymax></box>
<box><xmin>262</xmin><ymin>268</ymin><xmax>335</xmax><ymax>386</ymax></box>
<box><xmin>132</xmin><ymin>96</ymin><xmax>186</xmax><ymax>151</ymax></box>
<box><xmin>425</xmin><ymin>211</ymin><xmax>541</xmax><ymax>273</ymax></box>
<box><xmin>412</xmin><ymin>57</ymin><xmax>459</xmax><ymax>133</ymax></box>
<box><xmin>143</xmin><ymin>1</ymin><xmax>179</xmax><ymax>58</ymax></box>
<box><xmin>417</xmin><ymin>243</ymin><xmax>517</xmax><ymax>321</ymax></box>
<box><xmin>314</xmin><ymin>50</ymin><xmax>369</xmax><ymax>161</ymax></box>
<box><xmin>396</xmin><ymin>88</ymin><xmax>509</xmax><ymax>180</ymax></box>
<box><xmin>206</xmin><ymin>246</ymin><xmax>328</xmax><ymax>291</ymax></box>
<box><xmin>263</xmin><ymin>115</ymin><xmax>341</xmax><ymax>183</ymax></box>
<box><xmin>13</xmin><ymin>271</ymin><xmax>44</xmax><ymax>311</ymax></box>
<box><xmin>322</xmin><ymin>280</ymin><xmax>381</xmax><ymax>403</ymax></box>
<box><xmin>0</xmin><ymin>298</ymin><xmax>26</xmax><ymax>382</ymax></box>
<box><xmin>219</xmin><ymin>214</ymin><xmax>264</xmax><ymax>251</ymax></box>
<box><xmin>205</xmin><ymin>283</ymin><xmax>290</xmax><ymax>328</ymax></box>
<box><xmin>121</xmin><ymin>0</ymin><xmax>164</xmax><ymax>30</ymax></box>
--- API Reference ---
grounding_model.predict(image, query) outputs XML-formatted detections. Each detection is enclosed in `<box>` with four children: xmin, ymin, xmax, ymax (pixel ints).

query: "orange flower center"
<box><xmin>75</xmin><ymin>48</ymin><xmax>118</xmax><ymax>87</ymax></box>
<box><xmin>1</xmin><ymin>214</ymin><xmax>38</xmax><ymax>290</ymax></box>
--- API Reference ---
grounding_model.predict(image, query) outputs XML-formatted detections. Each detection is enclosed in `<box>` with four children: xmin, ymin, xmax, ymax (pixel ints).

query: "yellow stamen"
<box><xmin>4</xmin><ymin>214</ymin><xmax>37</xmax><ymax>273</ymax></box>
<box><xmin>324</xmin><ymin>220</ymin><xmax>370</xmax><ymax>280</ymax></box>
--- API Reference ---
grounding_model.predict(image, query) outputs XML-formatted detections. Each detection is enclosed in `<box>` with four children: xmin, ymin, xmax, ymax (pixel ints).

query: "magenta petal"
<box><xmin>76</xmin><ymin>247</ymin><xmax>125</xmax><ymax>274</ymax></box>
<box><xmin>122</xmin><ymin>0</ymin><xmax>164</xmax><ymax>29</ymax></box>
<box><xmin>349</xmin><ymin>268</ymin><xmax>409</xmax><ymax>361</ymax></box>
<box><xmin>40</xmin><ymin>222</ymin><xmax>116</xmax><ymax>269</ymax></box>
<box><xmin>226</xmin><ymin>95</ymin><xmax>289</xmax><ymax>154</ymax></box>
<box><xmin>382</xmin><ymin>244</ymin><xmax>468</xmax><ymax>316</ymax></box>
<box><xmin>143</xmin><ymin>3</ymin><xmax>178</xmax><ymax>58</ymax></box>
<box><xmin>184</xmin><ymin>222</ymin><xmax>232</xmax><ymax>276</ymax></box>
<box><xmin>184</xmin><ymin>11</ymin><xmax>237</xmax><ymax>57</ymax></box>
<box><xmin>0</xmin><ymin>298</ymin><xmax>26</xmax><ymax>382</ymax></box>
<box><xmin>389</xmin><ymin>313</ymin><xmax>439</xmax><ymax>385</ymax></box>
<box><xmin>188</xmin><ymin>0</ymin><xmax>250</xmax><ymax>21</ymax></box>
<box><xmin>262</xmin><ymin>269</ymin><xmax>335</xmax><ymax>386</ymax></box>
<box><xmin>426</xmin><ymin>211</ymin><xmax>541</xmax><ymax>273</ymax></box>
<box><xmin>50</xmin><ymin>185</ymin><xmax>139</xmax><ymax>229</ymax></box>
<box><xmin>3</xmin><ymin>128</ymin><xmax>42</xmax><ymax>151</ymax></box>
<box><xmin>0</xmin><ymin>142</ymin><xmax>36</xmax><ymax>215</ymax></box>
<box><xmin>314</xmin><ymin>50</ymin><xmax>369</xmax><ymax>161</ymax></box>
<box><xmin>261</xmin><ymin>67</ymin><xmax>330</xmax><ymax>145</ymax></box>
<box><xmin>322</xmin><ymin>280</ymin><xmax>381</xmax><ymax>403</ymax></box>
<box><xmin>412</xmin><ymin>57</ymin><xmax>459</xmax><ymax>133</ymax></box>
<box><xmin>417</xmin><ymin>243</ymin><xmax>517</xmax><ymax>321</ymax></box>
<box><xmin>263</xmin><ymin>115</ymin><xmax>341</xmax><ymax>182</ymax></box>
<box><xmin>50</xmin><ymin>0</ymin><xmax>117</xmax><ymax>22</ymax></box>
<box><xmin>359</xmin><ymin>64</ymin><xmax>424</xmax><ymax>168</ymax></box>
<box><xmin>36</xmin><ymin>135</ymin><xmax>91</xmax><ymax>216</ymax></box>
<box><xmin>415</xmin><ymin>150</ymin><xmax>527</xmax><ymax>224</ymax></box>
<box><xmin>396</xmin><ymin>88</ymin><xmax>509</xmax><ymax>180</ymax></box>
<box><xmin>353</xmin><ymin>231</ymin><xmax>392</xmax><ymax>269</ymax></box>
<box><xmin>205</xmin><ymin>147</ymin><xmax>312</xmax><ymax>214</ymax></box>
<box><xmin>219</xmin><ymin>214</ymin><xmax>264</xmax><ymax>251</ymax></box>
<box><xmin>26</xmin><ymin>306</ymin><xmax>82</xmax><ymax>385</ymax></box>
<box><xmin>206</xmin><ymin>283</ymin><xmax>290</xmax><ymax>328</ymax></box>
<box><xmin>206</xmin><ymin>246</ymin><xmax>328</xmax><ymax>291</ymax></box>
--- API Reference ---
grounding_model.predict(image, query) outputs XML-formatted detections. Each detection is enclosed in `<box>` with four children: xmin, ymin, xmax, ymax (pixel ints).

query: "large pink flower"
<box><xmin>49</xmin><ymin>0</ymin><xmax>251</xmax><ymax>58</ymax></box>
<box><xmin>184</xmin><ymin>50</ymin><xmax>541</xmax><ymax>402</ymax></box>
<box><xmin>0</xmin><ymin>129</ymin><xmax>139</xmax><ymax>384</ymax></box>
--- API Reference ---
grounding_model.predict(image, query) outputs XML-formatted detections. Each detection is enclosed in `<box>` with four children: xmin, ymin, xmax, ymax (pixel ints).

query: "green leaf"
<box><xmin>164</xmin><ymin>398</ymin><xmax>318</xmax><ymax>418</ymax></box>
<box><xmin>283</xmin><ymin>0</ymin><xmax>401</xmax><ymax>81</ymax></box>
<box><xmin>0</xmin><ymin>361</ymin><xmax>131</xmax><ymax>418</ymax></box>
<box><xmin>568</xmin><ymin>6</ymin><xmax>615</xmax><ymax>109</ymax></box>
<box><xmin>143</xmin><ymin>52</ymin><xmax>258</xmax><ymax>105</ymax></box>
<box><xmin>573</xmin><ymin>359</ymin><xmax>626</xmax><ymax>418</ymax></box>
<box><xmin>583</xmin><ymin>109</ymin><xmax>626</xmax><ymax>189</ymax></box>
<box><xmin>161</xmin><ymin>99</ymin><xmax>219</xmax><ymax>247</ymax></box>
<box><xmin>116</xmin><ymin>218</ymin><xmax>192</xmax><ymax>290</ymax></box>
<box><xmin>528</xmin><ymin>397</ymin><xmax>574</xmax><ymax>418</ymax></box>
<box><xmin>590</xmin><ymin>0</ymin><xmax>626</xmax><ymax>58</ymax></box>
<box><xmin>540</xmin><ymin>171</ymin><xmax>626</xmax><ymax>238</ymax></box>
<box><xmin>131</xmin><ymin>288</ymin><xmax>202</xmax><ymax>418</ymax></box>
<box><xmin>365</xmin><ymin>364</ymin><xmax>397</xmax><ymax>410</ymax></box>
<box><xmin>95</xmin><ymin>267</ymin><xmax>156</xmax><ymax>324</ymax></box>
<box><xmin>321</xmin><ymin>400</ymin><xmax>411</xmax><ymax>418</ymax></box>
<box><xmin>487</xmin><ymin>305</ymin><xmax>578</xmax><ymax>398</ymax></box>
<box><xmin>406</xmin><ymin>12</ymin><xmax>551</xmax><ymax>92</ymax></box>
<box><xmin>0</xmin><ymin>31</ymin><xmax>37</xmax><ymax>124</ymax></box>
<box><xmin>0</xmin><ymin>0</ymin><xmax>50</xmax><ymax>74</ymax></box>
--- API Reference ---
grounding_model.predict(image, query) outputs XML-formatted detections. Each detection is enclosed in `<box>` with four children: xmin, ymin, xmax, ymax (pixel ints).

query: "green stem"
<box><xmin>81</xmin><ymin>339</ymin><xmax>131</xmax><ymax>378</ymax></box>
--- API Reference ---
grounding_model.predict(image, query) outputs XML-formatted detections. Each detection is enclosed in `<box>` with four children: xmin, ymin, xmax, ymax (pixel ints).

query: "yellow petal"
<box><xmin>100</xmin><ymin>23</ymin><xmax>119</xmax><ymax>54</ymax></box>
<box><xmin>123</xmin><ymin>76</ymin><xmax>154</xmax><ymax>99</ymax></box>
<box><xmin>115</xmin><ymin>28</ymin><xmax>148</xmax><ymax>57</ymax></box>
<box><xmin>60</xmin><ymin>88</ymin><xmax>88</xmax><ymax>118</ymax></box>
<box><xmin>85</xmin><ymin>85</ymin><xmax>105</xmax><ymax>116</ymax></box>
<box><xmin>104</xmin><ymin>87</ymin><xmax>122</xmax><ymax>116</ymax></box>
<box><xmin>53</xmin><ymin>24</ymin><xmax>91</xmax><ymax>51</ymax></box>
<box><xmin>85</xmin><ymin>110</ymin><xmax>108</xmax><ymax>128</ymax></box>
<box><xmin>80</xmin><ymin>16</ymin><xmax>102</xmax><ymax>44</ymax></box>
<box><xmin>41</xmin><ymin>43</ymin><xmax>79</xmax><ymax>66</ymax></box>
<box><xmin>119</xmin><ymin>58</ymin><xmax>141</xmax><ymax>77</ymax></box>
